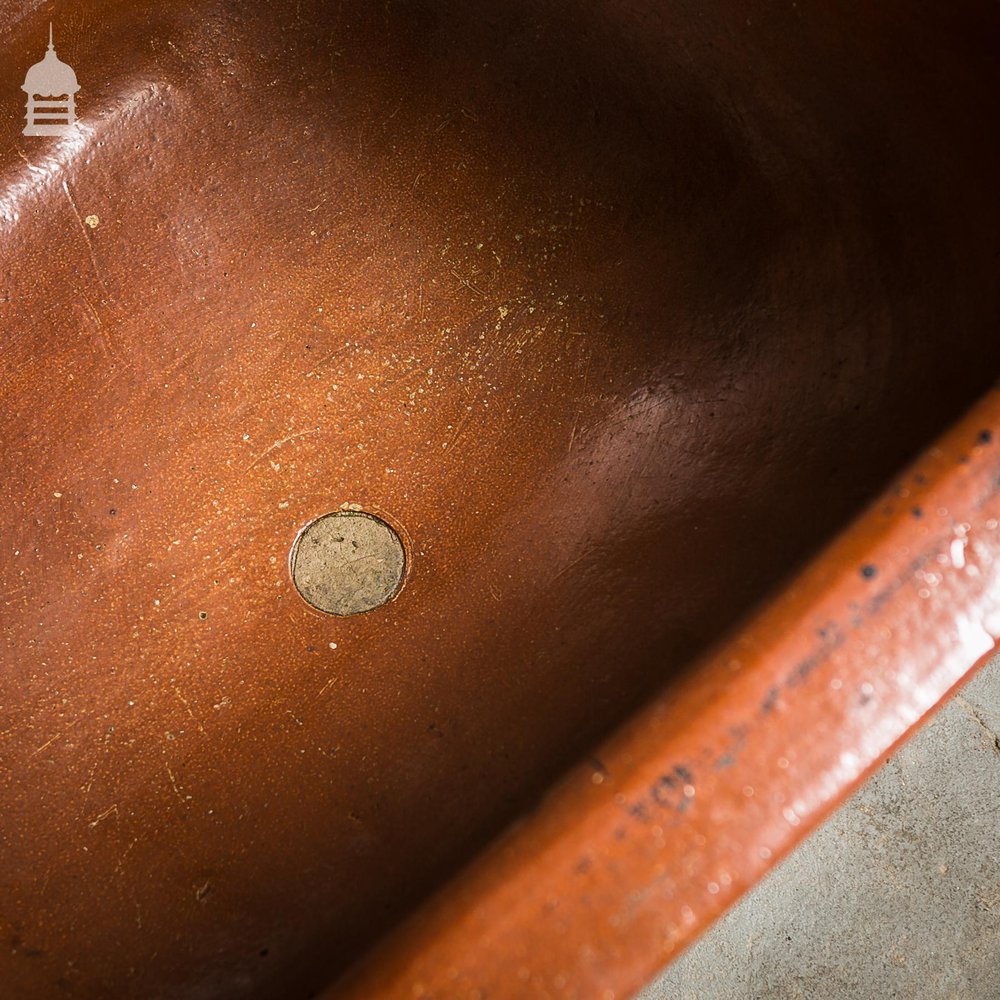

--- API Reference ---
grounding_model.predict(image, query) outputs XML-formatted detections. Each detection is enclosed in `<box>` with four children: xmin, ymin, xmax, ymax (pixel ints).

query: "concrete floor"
<box><xmin>639</xmin><ymin>653</ymin><xmax>1000</xmax><ymax>1000</ymax></box>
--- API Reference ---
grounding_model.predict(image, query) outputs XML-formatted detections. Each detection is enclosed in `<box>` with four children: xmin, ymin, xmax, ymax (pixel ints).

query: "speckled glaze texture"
<box><xmin>0</xmin><ymin>1</ymin><xmax>998</xmax><ymax>999</ymax></box>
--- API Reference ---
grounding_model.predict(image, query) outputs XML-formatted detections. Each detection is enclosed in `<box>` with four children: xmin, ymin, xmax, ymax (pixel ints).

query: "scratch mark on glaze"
<box><xmin>165</xmin><ymin>763</ymin><xmax>186</xmax><ymax>803</ymax></box>
<box><xmin>62</xmin><ymin>178</ymin><xmax>110</xmax><ymax>297</ymax></box>
<box><xmin>443</xmin><ymin>404</ymin><xmax>474</xmax><ymax>452</ymax></box>
<box><xmin>115</xmin><ymin>837</ymin><xmax>139</xmax><ymax>875</ymax></box>
<box><xmin>81</xmin><ymin>759</ymin><xmax>99</xmax><ymax>801</ymax></box>
<box><xmin>304</xmin><ymin>348</ymin><xmax>346</xmax><ymax>378</ymax></box>
<box><xmin>246</xmin><ymin>428</ymin><xmax>320</xmax><ymax>470</ymax></box>
<box><xmin>165</xmin><ymin>40</ymin><xmax>190</xmax><ymax>68</ymax></box>
<box><xmin>450</xmin><ymin>267</ymin><xmax>486</xmax><ymax>297</ymax></box>
<box><xmin>30</xmin><ymin>732</ymin><xmax>63</xmax><ymax>756</ymax></box>
<box><xmin>173</xmin><ymin>686</ymin><xmax>206</xmax><ymax>734</ymax></box>
<box><xmin>88</xmin><ymin>803</ymin><xmax>119</xmax><ymax>828</ymax></box>
<box><xmin>81</xmin><ymin>292</ymin><xmax>118</xmax><ymax>359</ymax></box>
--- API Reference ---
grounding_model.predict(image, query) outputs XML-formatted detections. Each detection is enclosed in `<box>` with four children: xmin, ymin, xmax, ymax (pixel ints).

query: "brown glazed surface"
<box><xmin>0</xmin><ymin>1</ymin><xmax>998</xmax><ymax>998</ymax></box>
<box><xmin>329</xmin><ymin>388</ymin><xmax>1000</xmax><ymax>1000</ymax></box>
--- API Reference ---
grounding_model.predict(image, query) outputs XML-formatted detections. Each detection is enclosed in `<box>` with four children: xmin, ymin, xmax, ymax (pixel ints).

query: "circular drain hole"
<box><xmin>290</xmin><ymin>511</ymin><xmax>405</xmax><ymax>616</ymax></box>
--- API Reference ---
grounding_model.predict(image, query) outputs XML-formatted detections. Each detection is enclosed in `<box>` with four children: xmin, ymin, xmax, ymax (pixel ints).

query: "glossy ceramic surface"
<box><xmin>1</xmin><ymin>2</ymin><xmax>998</xmax><ymax>998</ymax></box>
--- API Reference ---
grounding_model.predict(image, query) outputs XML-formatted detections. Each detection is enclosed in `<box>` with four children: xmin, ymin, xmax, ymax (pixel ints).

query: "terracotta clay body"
<box><xmin>1</xmin><ymin>2</ymin><xmax>998</xmax><ymax>998</ymax></box>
